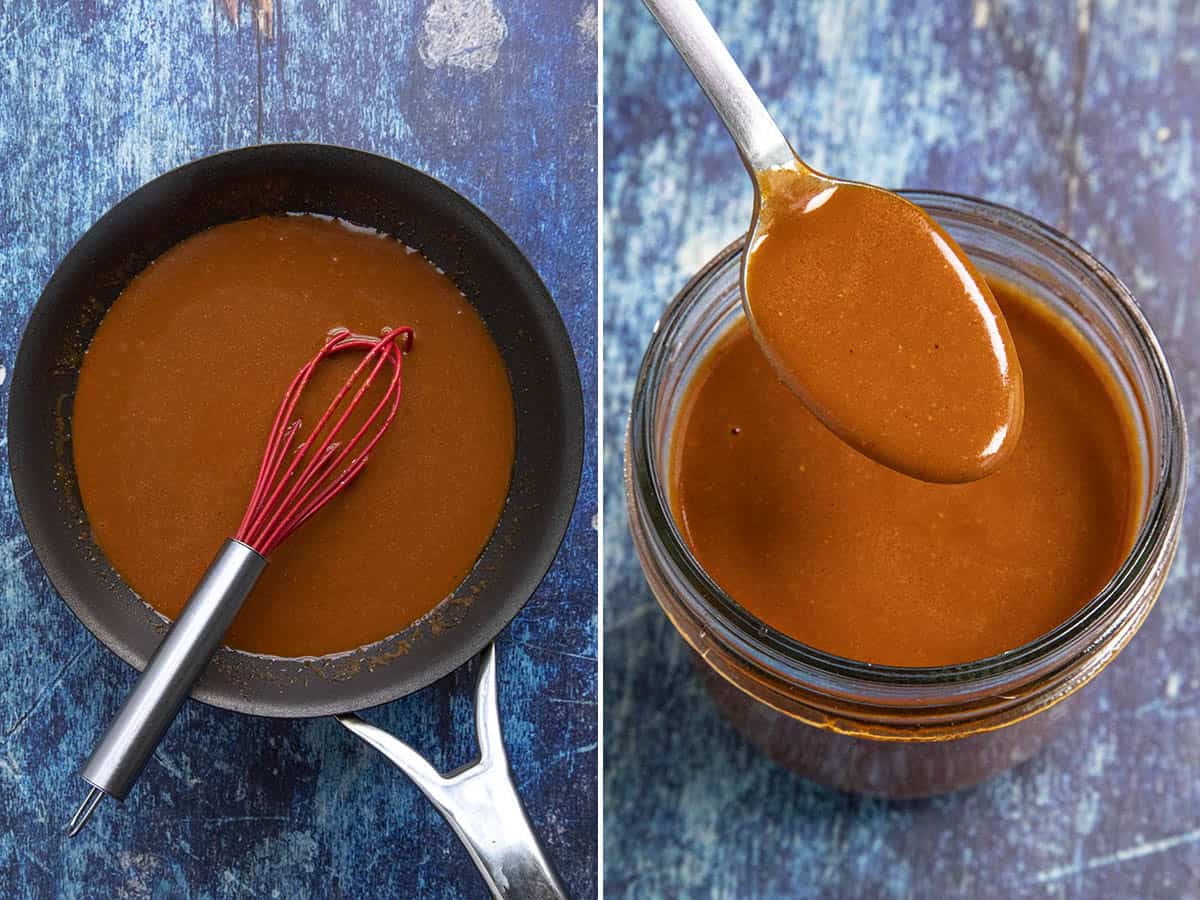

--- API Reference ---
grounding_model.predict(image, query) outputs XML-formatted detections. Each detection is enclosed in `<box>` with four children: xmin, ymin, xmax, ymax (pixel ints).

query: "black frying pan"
<box><xmin>8</xmin><ymin>143</ymin><xmax>582</xmax><ymax>715</ymax></box>
<box><xmin>7</xmin><ymin>144</ymin><xmax>582</xmax><ymax>896</ymax></box>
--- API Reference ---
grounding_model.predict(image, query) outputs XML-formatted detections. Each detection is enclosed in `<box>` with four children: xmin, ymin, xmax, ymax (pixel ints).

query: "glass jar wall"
<box><xmin>625</xmin><ymin>192</ymin><xmax>1187</xmax><ymax>796</ymax></box>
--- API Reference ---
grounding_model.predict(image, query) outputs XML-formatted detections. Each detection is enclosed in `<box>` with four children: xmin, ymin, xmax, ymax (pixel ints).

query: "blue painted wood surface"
<box><xmin>0</xmin><ymin>1</ymin><xmax>597</xmax><ymax>897</ymax></box>
<box><xmin>604</xmin><ymin>1</ymin><xmax>1198</xmax><ymax>897</ymax></box>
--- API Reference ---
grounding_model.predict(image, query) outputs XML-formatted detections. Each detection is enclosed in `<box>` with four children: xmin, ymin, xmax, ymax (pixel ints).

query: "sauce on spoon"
<box><xmin>745</xmin><ymin>164</ymin><xmax>1024</xmax><ymax>483</ymax></box>
<box><xmin>644</xmin><ymin>0</ymin><xmax>1024</xmax><ymax>482</ymax></box>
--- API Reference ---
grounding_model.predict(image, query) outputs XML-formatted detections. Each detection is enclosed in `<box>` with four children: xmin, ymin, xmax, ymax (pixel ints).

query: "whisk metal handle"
<box><xmin>69</xmin><ymin>539</ymin><xmax>266</xmax><ymax>832</ymax></box>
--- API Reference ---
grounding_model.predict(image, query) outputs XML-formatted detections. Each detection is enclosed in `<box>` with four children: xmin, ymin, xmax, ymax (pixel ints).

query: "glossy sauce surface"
<box><xmin>73</xmin><ymin>215</ymin><xmax>515</xmax><ymax>657</ymax></box>
<box><xmin>670</xmin><ymin>279</ymin><xmax>1139</xmax><ymax>667</ymax></box>
<box><xmin>745</xmin><ymin>170</ymin><xmax>1024</xmax><ymax>483</ymax></box>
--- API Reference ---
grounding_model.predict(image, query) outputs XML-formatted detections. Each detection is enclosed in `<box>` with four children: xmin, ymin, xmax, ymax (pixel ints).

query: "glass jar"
<box><xmin>625</xmin><ymin>191</ymin><xmax>1187</xmax><ymax>796</ymax></box>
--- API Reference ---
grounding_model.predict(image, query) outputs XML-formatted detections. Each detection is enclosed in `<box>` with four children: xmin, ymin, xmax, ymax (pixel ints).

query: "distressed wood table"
<box><xmin>0</xmin><ymin>1</ymin><xmax>597</xmax><ymax>897</ymax></box>
<box><xmin>604</xmin><ymin>1</ymin><xmax>1199</xmax><ymax>897</ymax></box>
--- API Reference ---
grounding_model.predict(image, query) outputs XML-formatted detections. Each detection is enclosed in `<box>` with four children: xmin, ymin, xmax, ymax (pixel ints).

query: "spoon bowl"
<box><xmin>744</xmin><ymin>162</ymin><xmax>1025</xmax><ymax>482</ymax></box>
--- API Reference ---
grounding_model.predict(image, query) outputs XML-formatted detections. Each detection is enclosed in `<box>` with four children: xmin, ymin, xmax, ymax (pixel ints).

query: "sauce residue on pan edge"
<box><xmin>72</xmin><ymin>215</ymin><xmax>516</xmax><ymax>658</ymax></box>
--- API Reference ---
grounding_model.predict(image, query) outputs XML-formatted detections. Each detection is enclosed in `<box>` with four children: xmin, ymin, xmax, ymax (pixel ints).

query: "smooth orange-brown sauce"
<box><xmin>73</xmin><ymin>215</ymin><xmax>515</xmax><ymax>657</ymax></box>
<box><xmin>670</xmin><ymin>279</ymin><xmax>1140</xmax><ymax>667</ymax></box>
<box><xmin>745</xmin><ymin>170</ymin><xmax>1024</xmax><ymax>484</ymax></box>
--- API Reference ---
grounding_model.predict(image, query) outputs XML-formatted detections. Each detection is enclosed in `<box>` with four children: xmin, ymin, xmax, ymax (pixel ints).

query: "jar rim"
<box><xmin>628</xmin><ymin>190</ymin><xmax>1188</xmax><ymax>697</ymax></box>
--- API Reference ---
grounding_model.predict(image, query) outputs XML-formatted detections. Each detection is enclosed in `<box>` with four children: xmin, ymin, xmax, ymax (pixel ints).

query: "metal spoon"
<box><xmin>644</xmin><ymin>0</ymin><xmax>1024</xmax><ymax>484</ymax></box>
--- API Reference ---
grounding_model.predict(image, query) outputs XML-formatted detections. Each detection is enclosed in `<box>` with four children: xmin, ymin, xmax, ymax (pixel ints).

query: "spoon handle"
<box><xmin>644</xmin><ymin>0</ymin><xmax>793</xmax><ymax>172</ymax></box>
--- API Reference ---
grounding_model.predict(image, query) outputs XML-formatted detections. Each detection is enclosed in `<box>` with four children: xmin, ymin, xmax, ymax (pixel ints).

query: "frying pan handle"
<box><xmin>337</xmin><ymin>644</ymin><xmax>569</xmax><ymax>900</ymax></box>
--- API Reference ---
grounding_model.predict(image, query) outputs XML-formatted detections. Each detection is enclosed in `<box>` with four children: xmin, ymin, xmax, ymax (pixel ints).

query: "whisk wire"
<box><xmin>242</xmin><ymin>332</ymin><xmax>340</xmax><ymax>518</ymax></box>
<box><xmin>238</xmin><ymin>331</ymin><xmax>355</xmax><ymax>541</ymax></box>
<box><xmin>246</xmin><ymin>347</ymin><xmax>384</xmax><ymax>544</ymax></box>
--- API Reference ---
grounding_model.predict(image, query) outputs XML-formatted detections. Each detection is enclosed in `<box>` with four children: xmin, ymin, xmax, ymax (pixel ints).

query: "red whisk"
<box><xmin>237</xmin><ymin>326</ymin><xmax>414</xmax><ymax>555</ymax></box>
<box><xmin>69</xmin><ymin>326</ymin><xmax>414</xmax><ymax>836</ymax></box>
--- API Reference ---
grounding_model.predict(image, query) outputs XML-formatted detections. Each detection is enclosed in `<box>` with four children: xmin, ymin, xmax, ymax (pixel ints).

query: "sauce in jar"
<box><xmin>670</xmin><ymin>277</ymin><xmax>1140</xmax><ymax>667</ymax></box>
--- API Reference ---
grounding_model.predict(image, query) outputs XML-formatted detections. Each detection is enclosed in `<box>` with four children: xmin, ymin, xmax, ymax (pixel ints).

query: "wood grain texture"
<box><xmin>603</xmin><ymin>0</ymin><xmax>1199</xmax><ymax>897</ymax></box>
<box><xmin>0</xmin><ymin>1</ymin><xmax>597</xmax><ymax>897</ymax></box>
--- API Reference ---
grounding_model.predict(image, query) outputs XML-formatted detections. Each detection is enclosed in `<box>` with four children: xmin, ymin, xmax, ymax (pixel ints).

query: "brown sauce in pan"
<box><xmin>72</xmin><ymin>215</ymin><xmax>515</xmax><ymax>657</ymax></box>
<box><xmin>670</xmin><ymin>278</ymin><xmax>1140</xmax><ymax>667</ymax></box>
<box><xmin>745</xmin><ymin>172</ymin><xmax>1024</xmax><ymax>483</ymax></box>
